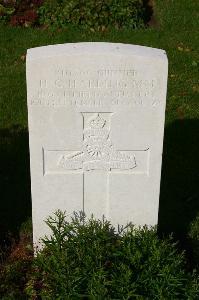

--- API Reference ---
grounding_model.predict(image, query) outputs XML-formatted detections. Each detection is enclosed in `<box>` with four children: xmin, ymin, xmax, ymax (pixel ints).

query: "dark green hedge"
<box><xmin>38</xmin><ymin>0</ymin><xmax>146</xmax><ymax>30</ymax></box>
<box><xmin>25</xmin><ymin>211</ymin><xmax>199</xmax><ymax>299</ymax></box>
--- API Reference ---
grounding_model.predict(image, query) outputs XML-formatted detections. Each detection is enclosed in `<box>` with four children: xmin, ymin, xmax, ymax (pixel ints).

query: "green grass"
<box><xmin>0</xmin><ymin>0</ymin><xmax>199</xmax><ymax>239</ymax></box>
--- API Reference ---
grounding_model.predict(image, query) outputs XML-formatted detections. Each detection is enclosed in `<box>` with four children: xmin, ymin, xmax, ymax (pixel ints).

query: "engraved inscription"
<box><xmin>56</xmin><ymin>69</ymin><xmax>137</xmax><ymax>77</ymax></box>
<box><xmin>53</xmin><ymin>79</ymin><xmax>155</xmax><ymax>89</ymax></box>
<box><xmin>30</xmin><ymin>67</ymin><xmax>161</xmax><ymax>108</ymax></box>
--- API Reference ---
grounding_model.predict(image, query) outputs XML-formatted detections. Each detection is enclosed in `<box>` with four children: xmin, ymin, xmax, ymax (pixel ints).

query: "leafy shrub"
<box><xmin>37</xmin><ymin>0</ymin><xmax>146</xmax><ymax>30</ymax></box>
<box><xmin>26</xmin><ymin>210</ymin><xmax>199</xmax><ymax>299</ymax></box>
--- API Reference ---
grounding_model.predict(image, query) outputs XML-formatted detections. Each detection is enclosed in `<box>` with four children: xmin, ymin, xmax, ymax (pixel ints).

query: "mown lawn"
<box><xmin>0</xmin><ymin>0</ymin><xmax>198</xmax><ymax>239</ymax></box>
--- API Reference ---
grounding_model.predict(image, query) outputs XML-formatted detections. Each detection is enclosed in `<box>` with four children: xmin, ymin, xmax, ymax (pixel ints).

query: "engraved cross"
<box><xmin>44</xmin><ymin>113</ymin><xmax>149</xmax><ymax>218</ymax></box>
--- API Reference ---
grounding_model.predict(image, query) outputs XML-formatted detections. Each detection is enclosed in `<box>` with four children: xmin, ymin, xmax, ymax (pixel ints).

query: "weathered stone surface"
<box><xmin>26</xmin><ymin>42</ymin><xmax>168</xmax><ymax>245</ymax></box>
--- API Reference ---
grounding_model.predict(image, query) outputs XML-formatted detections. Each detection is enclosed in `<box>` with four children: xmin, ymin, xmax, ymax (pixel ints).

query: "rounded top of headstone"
<box><xmin>26</xmin><ymin>42</ymin><xmax>167</xmax><ymax>62</ymax></box>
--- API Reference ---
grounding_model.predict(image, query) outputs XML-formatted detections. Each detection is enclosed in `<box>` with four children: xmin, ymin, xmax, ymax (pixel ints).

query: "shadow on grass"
<box><xmin>159</xmin><ymin>119</ymin><xmax>199</xmax><ymax>240</ymax></box>
<box><xmin>0</xmin><ymin>126</ymin><xmax>31</xmax><ymax>246</ymax></box>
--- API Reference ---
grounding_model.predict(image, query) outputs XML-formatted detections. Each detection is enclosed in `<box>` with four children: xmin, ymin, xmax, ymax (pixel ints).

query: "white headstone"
<box><xmin>26</xmin><ymin>42</ymin><xmax>168</xmax><ymax>245</ymax></box>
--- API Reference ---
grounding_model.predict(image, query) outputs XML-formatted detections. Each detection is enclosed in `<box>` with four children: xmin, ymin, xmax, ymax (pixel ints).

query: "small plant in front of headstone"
<box><xmin>25</xmin><ymin>210</ymin><xmax>199</xmax><ymax>299</ymax></box>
